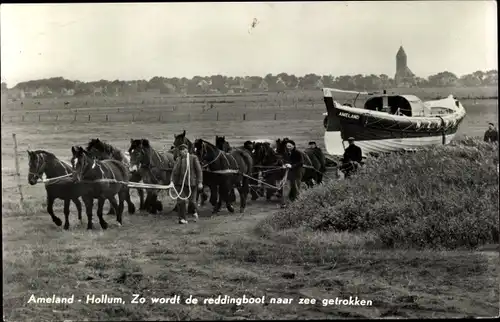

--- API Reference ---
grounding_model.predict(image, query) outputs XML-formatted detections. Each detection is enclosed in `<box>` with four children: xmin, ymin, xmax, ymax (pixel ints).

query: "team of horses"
<box><xmin>26</xmin><ymin>131</ymin><xmax>328</xmax><ymax>231</ymax></box>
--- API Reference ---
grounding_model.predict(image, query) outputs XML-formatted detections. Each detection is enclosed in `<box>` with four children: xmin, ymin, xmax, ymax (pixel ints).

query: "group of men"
<box><xmin>170</xmin><ymin>137</ymin><xmax>363</xmax><ymax>224</ymax></box>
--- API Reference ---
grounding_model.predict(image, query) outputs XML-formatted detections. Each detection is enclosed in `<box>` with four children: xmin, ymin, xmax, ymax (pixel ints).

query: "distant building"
<box><xmin>394</xmin><ymin>46</ymin><xmax>416</xmax><ymax>87</ymax></box>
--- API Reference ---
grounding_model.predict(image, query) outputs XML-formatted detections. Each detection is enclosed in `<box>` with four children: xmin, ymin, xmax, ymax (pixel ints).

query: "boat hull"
<box><xmin>322</xmin><ymin>89</ymin><xmax>466</xmax><ymax>156</ymax></box>
<box><xmin>324</xmin><ymin>131</ymin><xmax>456</xmax><ymax>156</ymax></box>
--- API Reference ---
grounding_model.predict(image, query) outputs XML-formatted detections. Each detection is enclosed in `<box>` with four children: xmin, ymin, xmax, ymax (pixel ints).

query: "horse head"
<box><xmin>27</xmin><ymin>150</ymin><xmax>45</xmax><ymax>185</ymax></box>
<box><xmin>215</xmin><ymin>135</ymin><xmax>231</xmax><ymax>152</ymax></box>
<box><xmin>71</xmin><ymin>146</ymin><xmax>94</xmax><ymax>182</ymax></box>
<box><xmin>128</xmin><ymin>138</ymin><xmax>150</xmax><ymax>171</ymax></box>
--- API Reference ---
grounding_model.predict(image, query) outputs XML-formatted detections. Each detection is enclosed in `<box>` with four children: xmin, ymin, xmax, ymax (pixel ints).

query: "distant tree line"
<box><xmin>2</xmin><ymin>70</ymin><xmax>497</xmax><ymax>97</ymax></box>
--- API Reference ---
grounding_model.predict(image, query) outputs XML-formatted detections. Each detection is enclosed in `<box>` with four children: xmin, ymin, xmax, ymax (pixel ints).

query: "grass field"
<box><xmin>1</xmin><ymin>92</ymin><xmax>498</xmax><ymax>320</ymax></box>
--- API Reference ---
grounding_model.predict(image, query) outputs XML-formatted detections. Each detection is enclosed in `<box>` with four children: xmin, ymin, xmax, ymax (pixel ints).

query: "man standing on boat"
<box><xmin>484</xmin><ymin>122</ymin><xmax>498</xmax><ymax>143</ymax></box>
<box><xmin>341</xmin><ymin>137</ymin><xmax>363</xmax><ymax>178</ymax></box>
<box><xmin>170</xmin><ymin>144</ymin><xmax>204</xmax><ymax>224</ymax></box>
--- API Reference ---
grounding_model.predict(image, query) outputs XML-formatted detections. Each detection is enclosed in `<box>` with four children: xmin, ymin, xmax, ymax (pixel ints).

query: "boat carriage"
<box><xmin>322</xmin><ymin>88</ymin><xmax>467</xmax><ymax>156</ymax></box>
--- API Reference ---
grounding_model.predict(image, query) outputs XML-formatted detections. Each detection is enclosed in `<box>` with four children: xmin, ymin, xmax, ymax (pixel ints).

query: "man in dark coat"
<box><xmin>484</xmin><ymin>122</ymin><xmax>498</xmax><ymax>143</ymax></box>
<box><xmin>282</xmin><ymin>139</ymin><xmax>305</xmax><ymax>203</ymax></box>
<box><xmin>341</xmin><ymin>137</ymin><xmax>363</xmax><ymax>178</ymax></box>
<box><xmin>243</xmin><ymin>140</ymin><xmax>254</xmax><ymax>152</ymax></box>
<box><xmin>308</xmin><ymin>141</ymin><xmax>326</xmax><ymax>173</ymax></box>
<box><xmin>170</xmin><ymin>144</ymin><xmax>203</xmax><ymax>224</ymax></box>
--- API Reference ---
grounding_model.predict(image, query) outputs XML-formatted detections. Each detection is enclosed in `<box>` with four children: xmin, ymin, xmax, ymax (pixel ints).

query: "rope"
<box><xmin>243</xmin><ymin>168</ymin><xmax>289</xmax><ymax>190</ymax></box>
<box><xmin>168</xmin><ymin>152</ymin><xmax>192</xmax><ymax>201</ymax></box>
<box><xmin>39</xmin><ymin>173</ymin><xmax>73</xmax><ymax>185</ymax></box>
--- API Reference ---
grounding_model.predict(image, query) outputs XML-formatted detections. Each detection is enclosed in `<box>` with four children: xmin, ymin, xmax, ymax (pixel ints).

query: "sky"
<box><xmin>0</xmin><ymin>1</ymin><xmax>497</xmax><ymax>87</ymax></box>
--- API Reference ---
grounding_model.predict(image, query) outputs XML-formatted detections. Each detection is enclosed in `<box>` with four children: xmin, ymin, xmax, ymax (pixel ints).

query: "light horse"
<box><xmin>27</xmin><ymin>150</ymin><xmax>83</xmax><ymax>230</ymax></box>
<box><xmin>85</xmin><ymin>138</ymin><xmax>141</xmax><ymax>214</ymax></box>
<box><xmin>193</xmin><ymin>139</ymin><xmax>253</xmax><ymax>214</ymax></box>
<box><xmin>71</xmin><ymin>146</ymin><xmax>130</xmax><ymax>230</ymax></box>
<box><xmin>172</xmin><ymin>130</ymin><xmax>212</xmax><ymax>207</ymax></box>
<box><xmin>128</xmin><ymin>139</ymin><xmax>175</xmax><ymax>215</ymax></box>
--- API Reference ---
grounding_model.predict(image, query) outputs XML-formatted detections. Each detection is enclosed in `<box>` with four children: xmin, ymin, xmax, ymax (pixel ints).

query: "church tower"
<box><xmin>396</xmin><ymin>46</ymin><xmax>407</xmax><ymax>73</ymax></box>
<box><xmin>394</xmin><ymin>46</ymin><xmax>415</xmax><ymax>87</ymax></box>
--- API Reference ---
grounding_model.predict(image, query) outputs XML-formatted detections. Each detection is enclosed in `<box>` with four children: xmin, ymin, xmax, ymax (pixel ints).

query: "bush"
<box><xmin>260</xmin><ymin>137</ymin><xmax>499</xmax><ymax>250</ymax></box>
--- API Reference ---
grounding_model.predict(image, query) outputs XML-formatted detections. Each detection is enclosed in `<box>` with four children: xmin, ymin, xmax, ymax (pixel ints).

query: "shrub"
<box><xmin>261</xmin><ymin>137</ymin><xmax>499</xmax><ymax>250</ymax></box>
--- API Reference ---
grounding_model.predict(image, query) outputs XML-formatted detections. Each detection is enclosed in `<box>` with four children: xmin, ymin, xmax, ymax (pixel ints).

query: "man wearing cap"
<box><xmin>308</xmin><ymin>141</ymin><xmax>326</xmax><ymax>174</ymax></box>
<box><xmin>484</xmin><ymin>123</ymin><xmax>498</xmax><ymax>143</ymax></box>
<box><xmin>170</xmin><ymin>144</ymin><xmax>203</xmax><ymax>224</ymax></box>
<box><xmin>341</xmin><ymin>137</ymin><xmax>363</xmax><ymax>178</ymax></box>
<box><xmin>282</xmin><ymin>139</ymin><xmax>305</xmax><ymax>204</ymax></box>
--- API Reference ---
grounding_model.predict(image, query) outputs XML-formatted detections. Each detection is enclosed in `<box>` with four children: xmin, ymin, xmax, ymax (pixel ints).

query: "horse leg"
<box><xmin>63</xmin><ymin>198</ymin><xmax>71</xmax><ymax>230</ymax></box>
<box><xmin>200</xmin><ymin>187</ymin><xmax>209</xmax><ymax>206</ymax></box>
<box><xmin>72</xmin><ymin>197</ymin><xmax>82</xmax><ymax>223</ymax></box>
<box><xmin>149</xmin><ymin>192</ymin><xmax>158</xmax><ymax>215</ymax></box>
<box><xmin>213</xmin><ymin>185</ymin><xmax>222</xmax><ymax>214</ymax></box>
<box><xmin>225</xmin><ymin>182</ymin><xmax>235</xmax><ymax>213</ymax></box>
<box><xmin>46</xmin><ymin>194</ymin><xmax>62</xmax><ymax>226</ymax></box>
<box><xmin>144</xmin><ymin>191</ymin><xmax>153</xmax><ymax>213</ymax></box>
<box><xmin>317</xmin><ymin>172</ymin><xmax>323</xmax><ymax>184</ymax></box>
<box><xmin>238</xmin><ymin>176</ymin><xmax>250</xmax><ymax>213</ymax></box>
<box><xmin>111</xmin><ymin>192</ymin><xmax>124</xmax><ymax>226</ymax></box>
<box><xmin>106</xmin><ymin>199</ymin><xmax>116</xmax><ymax>216</ymax></box>
<box><xmin>96</xmin><ymin>197</ymin><xmax>108</xmax><ymax>230</ymax></box>
<box><xmin>265</xmin><ymin>176</ymin><xmax>275</xmax><ymax>201</ymax></box>
<box><xmin>83</xmin><ymin>196</ymin><xmax>94</xmax><ymax>230</ymax></box>
<box><xmin>138</xmin><ymin>188</ymin><xmax>146</xmax><ymax>210</ymax></box>
<box><xmin>107</xmin><ymin>196</ymin><xmax>121</xmax><ymax>226</ymax></box>
<box><xmin>209</xmin><ymin>184</ymin><xmax>218</xmax><ymax>207</ymax></box>
<box><xmin>126</xmin><ymin>188</ymin><xmax>136</xmax><ymax>214</ymax></box>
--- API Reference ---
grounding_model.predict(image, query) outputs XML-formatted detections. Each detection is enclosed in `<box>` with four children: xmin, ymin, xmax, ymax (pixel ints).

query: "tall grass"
<box><xmin>257</xmin><ymin>137</ymin><xmax>499</xmax><ymax>250</ymax></box>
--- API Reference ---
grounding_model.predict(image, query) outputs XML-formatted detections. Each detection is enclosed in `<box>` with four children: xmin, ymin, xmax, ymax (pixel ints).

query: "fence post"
<box><xmin>74</xmin><ymin>113</ymin><xmax>77</xmax><ymax>122</ymax></box>
<box><xmin>22</xmin><ymin>115</ymin><xmax>25</xmax><ymax>122</ymax></box>
<box><xmin>216</xmin><ymin>111</ymin><xmax>219</xmax><ymax>121</ymax></box>
<box><xmin>158</xmin><ymin>113</ymin><xmax>162</xmax><ymax>122</ymax></box>
<box><xmin>12</xmin><ymin>133</ymin><xmax>24</xmax><ymax>211</ymax></box>
<box><xmin>243</xmin><ymin>113</ymin><xmax>246</xmax><ymax>121</ymax></box>
<box><xmin>132</xmin><ymin>114</ymin><xmax>135</xmax><ymax>122</ymax></box>
<box><xmin>106</xmin><ymin>115</ymin><xmax>109</xmax><ymax>122</ymax></box>
<box><xmin>274</xmin><ymin>113</ymin><xmax>277</xmax><ymax>120</ymax></box>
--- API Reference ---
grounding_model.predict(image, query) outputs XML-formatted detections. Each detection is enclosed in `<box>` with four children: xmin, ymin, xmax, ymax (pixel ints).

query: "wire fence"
<box><xmin>1</xmin><ymin>109</ymin><xmax>325</xmax><ymax>124</ymax></box>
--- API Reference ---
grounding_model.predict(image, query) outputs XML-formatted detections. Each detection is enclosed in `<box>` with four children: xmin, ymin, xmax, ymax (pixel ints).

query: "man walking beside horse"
<box><xmin>282</xmin><ymin>139</ymin><xmax>305</xmax><ymax>203</ymax></box>
<box><xmin>170</xmin><ymin>144</ymin><xmax>204</xmax><ymax>224</ymax></box>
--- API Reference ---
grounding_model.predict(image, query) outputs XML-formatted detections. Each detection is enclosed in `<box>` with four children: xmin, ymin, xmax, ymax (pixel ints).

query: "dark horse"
<box><xmin>252</xmin><ymin>142</ymin><xmax>288</xmax><ymax>205</ymax></box>
<box><xmin>71</xmin><ymin>146</ymin><xmax>129</xmax><ymax>230</ymax></box>
<box><xmin>193</xmin><ymin>139</ymin><xmax>253</xmax><ymax>214</ymax></box>
<box><xmin>128</xmin><ymin>139</ymin><xmax>175</xmax><ymax>214</ymax></box>
<box><xmin>215</xmin><ymin>135</ymin><xmax>232</xmax><ymax>152</ymax></box>
<box><xmin>172</xmin><ymin>130</ymin><xmax>211</xmax><ymax>207</ymax></box>
<box><xmin>275</xmin><ymin>138</ymin><xmax>322</xmax><ymax>188</ymax></box>
<box><xmin>27</xmin><ymin>150</ymin><xmax>83</xmax><ymax>230</ymax></box>
<box><xmin>86</xmin><ymin>138</ymin><xmax>141</xmax><ymax>214</ymax></box>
